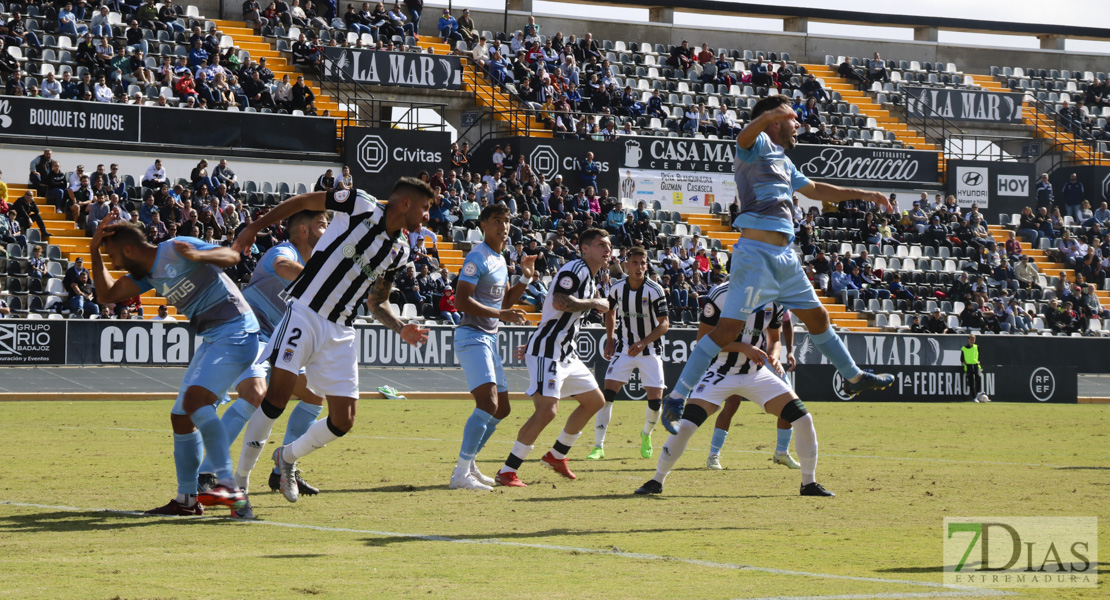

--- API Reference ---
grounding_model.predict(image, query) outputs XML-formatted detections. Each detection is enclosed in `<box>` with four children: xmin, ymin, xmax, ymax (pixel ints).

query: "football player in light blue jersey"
<box><xmin>203</xmin><ymin>210</ymin><xmax>329</xmax><ymax>517</ymax></box>
<box><xmin>662</xmin><ymin>95</ymin><xmax>895</xmax><ymax>435</ymax></box>
<box><xmin>451</xmin><ymin>204</ymin><xmax>536</xmax><ymax>490</ymax></box>
<box><xmin>91</xmin><ymin>215</ymin><xmax>258</xmax><ymax>515</ymax></box>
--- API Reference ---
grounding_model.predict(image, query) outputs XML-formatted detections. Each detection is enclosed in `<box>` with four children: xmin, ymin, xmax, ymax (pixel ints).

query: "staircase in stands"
<box><xmin>682</xmin><ymin>212</ymin><xmax>876</xmax><ymax>331</ymax></box>
<box><xmin>987</xmin><ymin>224</ymin><xmax>1110</xmax><ymax>305</ymax></box>
<box><xmin>8</xmin><ymin>185</ymin><xmax>177</xmax><ymax>318</ymax></box>
<box><xmin>972</xmin><ymin>74</ymin><xmax>1109</xmax><ymax>166</ymax></box>
<box><xmin>801</xmin><ymin>64</ymin><xmax>940</xmax><ymax>157</ymax></box>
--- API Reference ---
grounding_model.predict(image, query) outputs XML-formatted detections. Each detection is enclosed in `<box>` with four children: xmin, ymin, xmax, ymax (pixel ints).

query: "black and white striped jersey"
<box><xmin>527</xmin><ymin>259</ymin><xmax>598</xmax><ymax>361</ymax></box>
<box><xmin>287</xmin><ymin>188</ymin><xmax>410</xmax><ymax>326</ymax></box>
<box><xmin>700</xmin><ymin>282</ymin><xmax>784</xmax><ymax>376</ymax></box>
<box><xmin>607</xmin><ymin>277</ymin><xmax>668</xmax><ymax>356</ymax></box>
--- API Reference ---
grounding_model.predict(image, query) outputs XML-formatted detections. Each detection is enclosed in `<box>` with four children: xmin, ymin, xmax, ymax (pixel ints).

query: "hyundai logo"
<box><xmin>961</xmin><ymin>171</ymin><xmax>983</xmax><ymax>186</ymax></box>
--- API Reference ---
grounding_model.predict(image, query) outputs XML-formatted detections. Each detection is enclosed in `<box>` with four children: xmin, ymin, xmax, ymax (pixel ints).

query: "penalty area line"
<box><xmin>0</xmin><ymin>500</ymin><xmax>1011</xmax><ymax>597</ymax></box>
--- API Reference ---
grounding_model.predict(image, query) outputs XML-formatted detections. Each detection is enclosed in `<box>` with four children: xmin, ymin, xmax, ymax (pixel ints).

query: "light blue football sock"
<box><xmin>776</xmin><ymin>427</ymin><xmax>793</xmax><ymax>454</ymax></box>
<box><xmin>274</xmin><ymin>402</ymin><xmax>324</xmax><ymax>475</ymax></box>
<box><xmin>173</xmin><ymin>431</ymin><xmax>203</xmax><ymax>496</ymax></box>
<box><xmin>190</xmin><ymin>404</ymin><xmax>233</xmax><ymax>482</ymax></box>
<box><xmin>709</xmin><ymin>427</ymin><xmax>728</xmax><ymax>455</ymax></box>
<box><xmin>811</xmin><ymin>328</ymin><xmax>863</xmax><ymax>380</ymax></box>
<box><xmin>672</xmin><ymin>337</ymin><xmax>723</xmax><ymax>398</ymax></box>
<box><xmin>199</xmin><ymin>398</ymin><xmax>255</xmax><ymax>475</ymax></box>
<box><xmin>476</xmin><ymin>416</ymin><xmax>501</xmax><ymax>454</ymax></box>
<box><xmin>458</xmin><ymin>408</ymin><xmax>494</xmax><ymax>461</ymax></box>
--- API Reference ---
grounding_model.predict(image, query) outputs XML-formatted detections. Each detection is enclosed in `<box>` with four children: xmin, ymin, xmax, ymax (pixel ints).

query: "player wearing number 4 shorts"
<box><xmin>589</xmin><ymin>246</ymin><xmax>669</xmax><ymax>461</ymax></box>
<box><xmin>496</xmin><ymin>229</ymin><xmax>613</xmax><ymax>487</ymax></box>
<box><xmin>636</xmin><ymin>296</ymin><xmax>834</xmax><ymax>497</ymax></box>
<box><xmin>449</xmin><ymin>204</ymin><xmax>537</xmax><ymax>491</ymax></box>
<box><xmin>661</xmin><ymin>94</ymin><xmax>894</xmax><ymax>433</ymax></box>
<box><xmin>701</xmin><ymin>284</ymin><xmax>800</xmax><ymax>470</ymax></box>
<box><xmin>230</xmin><ymin>179</ymin><xmax>433</xmax><ymax>504</ymax></box>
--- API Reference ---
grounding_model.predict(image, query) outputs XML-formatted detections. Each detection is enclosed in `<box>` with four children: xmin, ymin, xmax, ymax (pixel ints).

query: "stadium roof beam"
<box><xmin>564</xmin><ymin>0</ymin><xmax>1110</xmax><ymax>42</ymax></box>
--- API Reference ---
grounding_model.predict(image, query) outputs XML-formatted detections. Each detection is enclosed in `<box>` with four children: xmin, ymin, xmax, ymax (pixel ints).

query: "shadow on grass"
<box><xmin>359</xmin><ymin>524</ymin><xmax>756</xmax><ymax>547</ymax></box>
<box><xmin>1055</xmin><ymin>466</ymin><xmax>1110</xmax><ymax>470</ymax></box>
<box><xmin>514</xmin><ymin>493</ymin><xmax>785</xmax><ymax>502</ymax></box>
<box><xmin>262</xmin><ymin>553</ymin><xmax>329</xmax><ymax>559</ymax></box>
<box><xmin>0</xmin><ymin>509</ymin><xmax>227</xmax><ymax>534</ymax></box>
<box><xmin>327</xmin><ymin>484</ymin><xmax>450</xmax><ymax>494</ymax></box>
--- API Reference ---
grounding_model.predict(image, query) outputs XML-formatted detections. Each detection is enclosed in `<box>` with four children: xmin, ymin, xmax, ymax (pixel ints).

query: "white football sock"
<box><xmin>235</xmin><ymin>409</ymin><xmax>278</xmax><ymax>491</ymax></box>
<box><xmin>499</xmin><ymin>441</ymin><xmax>534</xmax><ymax>474</ymax></box>
<box><xmin>284</xmin><ymin>418</ymin><xmax>341</xmax><ymax>462</ymax></box>
<box><xmin>175</xmin><ymin>493</ymin><xmax>197</xmax><ymax>506</ymax></box>
<box><xmin>642</xmin><ymin>404</ymin><xmax>660</xmax><ymax>436</ymax></box>
<box><xmin>594</xmin><ymin>401</ymin><xmax>614</xmax><ymax>448</ymax></box>
<box><xmin>653</xmin><ymin>419</ymin><xmax>699</xmax><ymax>484</ymax></box>
<box><xmin>792</xmin><ymin>414</ymin><xmax>818</xmax><ymax>485</ymax></box>
<box><xmin>549</xmin><ymin>429</ymin><xmax>581</xmax><ymax>460</ymax></box>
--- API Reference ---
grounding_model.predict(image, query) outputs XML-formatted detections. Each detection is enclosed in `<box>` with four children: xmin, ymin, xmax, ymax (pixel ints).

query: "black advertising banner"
<box><xmin>904</xmin><ymin>87</ymin><xmax>1025</xmax><ymax>124</ymax></box>
<box><xmin>0</xmin><ymin>320</ymin><xmax>66</xmax><ymax>364</ymax></box>
<box><xmin>786</xmin><ymin>144</ymin><xmax>940</xmax><ymax>188</ymax></box>
<box><xmin>140</xmin><ymin>105</ymin><xmax>336</xmax><ymax>154</ymax></box>
<box><xmin>1050</xmin><ymin>166</ymin><xmax>1110</xmax><ymax>205</ymax></box>
<box><xmin>619</xmin><ymin>137</ymin><xmax>735</xmax><ymax>173</ymax></box>
<box><xmin>0</xmin><ymin>98</ymin><xmax>335</xmax><ymax>153</ymax></box>
<box><xmin>7</xmin><ymin>319</ymin><xmax>1099</xmax><ymax>402</ymax></box>
<box><xmin>946</xmin><ymin>160</ymin><xmax>1036</xmax><ymax>219</ymax></box>
<box><xmin>470</xmin><ymin>136</ymin><xmax>620</xmax><ymax>192</ymax></box>
<box><xmin>0</xmin><ymin>96</ymin><xmax>139</xmax><ymax>142</ymax></box>
<box><xmin>321</xmin><ymin>47</ymin><xmax>463</xmax><ymax>90</ymax></box>
<box><xmin>344</xmin><ymin>126</ymin><xmax>451</xmax><ymax>197</ymax></box>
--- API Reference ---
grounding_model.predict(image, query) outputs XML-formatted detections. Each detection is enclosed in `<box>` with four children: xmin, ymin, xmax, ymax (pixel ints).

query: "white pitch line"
<box><xmin>0</xmin><ymin>500</ymin><xmax>1011</xmax><ymax>598</ymax></box>
<box><xmin>0</xmin><ymin>423</ymin><xmax>1095</xmax><ymax>469</ymax></box>
<box><xmin>738</xmin><ymin>593</ymin><xmax>1002</xmax><ymax>600</ymax></box>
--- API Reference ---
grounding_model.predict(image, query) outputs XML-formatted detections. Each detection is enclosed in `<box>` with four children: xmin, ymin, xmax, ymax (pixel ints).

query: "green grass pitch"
<box><xmin>0</xmin><ymin>399</ymin><xmax>1105</xmax><ymax>599</ymax></box>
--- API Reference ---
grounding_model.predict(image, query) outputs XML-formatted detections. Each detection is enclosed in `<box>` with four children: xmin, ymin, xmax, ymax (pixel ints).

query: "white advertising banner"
<box><xmin>618</xmin><ymin>169</ymin><xmax>737</xmax><ymax>212</ymax></box>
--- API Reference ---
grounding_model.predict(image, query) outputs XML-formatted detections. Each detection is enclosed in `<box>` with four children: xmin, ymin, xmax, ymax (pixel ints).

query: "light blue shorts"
<box><xmin>173</xmin><ymin>330</ymin><xmax>260</xmax><ymax>415</ymax></box>
<box><xmin>721</xmin><ymin>236</ymin><xmax>822</xmax><ymax>320</ymax></box>
<box><xmin>455</xmin><ymin>328</ymin><xmax>508</xmax><ymax>394</ymax></box>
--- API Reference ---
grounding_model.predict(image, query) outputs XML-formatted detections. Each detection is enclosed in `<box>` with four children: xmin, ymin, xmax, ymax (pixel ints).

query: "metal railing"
<box><xmin>1023</xmin><ymin>94</ymin><xmax>1110</xmax><ymax>169</ymax></box>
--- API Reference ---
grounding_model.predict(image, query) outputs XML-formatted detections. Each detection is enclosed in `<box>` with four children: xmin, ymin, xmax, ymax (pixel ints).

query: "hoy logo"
<box><xmin>997</xmin><ymin>174</ymin><xmax>1029</xmax><ymax>197</ymax></box>
<box><xmin>356</xmin><ymin>135</ymin><xmax>388</xmax><ymax>173</ymax></box>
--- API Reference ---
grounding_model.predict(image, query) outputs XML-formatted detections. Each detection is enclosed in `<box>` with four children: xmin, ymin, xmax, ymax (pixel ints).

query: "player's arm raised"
<box><xmin>736</xmin><ymin>102</ymin><xmax>797</xmax><ymax>150</ymax></box>
<box><xmin>173</xmin><ymin>240</ymin><xmax>241</xmax><ymax>268</ymax></box>
<box><xmin>797</xmin><ymin>181</ymin><xmax>890</xmax><ymax>213</ymax></box>
<box><xmin>366</xmin><ymin>273</ymin><xmax>429</xmax><ymax>347</ymax></box>
<box><xmin>232</xmin><ymin>191</ymin><xmax>327</xmax><ymax>253</ymax></box>
<box><xmin>88</xmin><ymin>213</ymin><xmax>143</xmax><ymax>305</ymax></box>
<box><xmin>501</xmin><ymin>254</ymin><xmax>536</xmax><ymax>309</ymax></box>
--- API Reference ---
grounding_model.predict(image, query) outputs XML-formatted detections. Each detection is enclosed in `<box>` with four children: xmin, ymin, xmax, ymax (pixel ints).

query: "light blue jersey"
<box><xmin>128</xmin><ymin>236</ymin><xmax>259</xmax><ymax>339</ymax></box>
<box><xmin>733</xmin><ymin>132</ymin><xmax>811</xmax><ymax>238</ymax></box>
<box><xmin>241</xmin><ymin>241</ymin><xmax>302</xmax><ymax>340</ymax></box>
<box><xmin>457</xmin><ymin>242</ymin><xmax>508</xmax><ymax>335</ymax></box>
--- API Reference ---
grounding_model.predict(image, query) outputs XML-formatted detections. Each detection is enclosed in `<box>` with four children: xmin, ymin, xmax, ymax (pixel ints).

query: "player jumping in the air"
<box><xmin>195</xmin><ymin>210</ymin><xmax>330</xmax><ymax>519</ymax></box>
<box><xmin>232</xmin><ymin>179</ymin><xmax>432</xmax><ymax>503</ymax></box>
<box><xmin>450</xmin><ymin>204</ymin><xmax>537</xmax><ymax>491</ymax></box>
<box><xmin>662</xmin><ymin>95</ymin><xmax>894</xmax><ymax>434</ymax></box>
<box><xmin>589</xmin><ymin>246</ymin><xmax>669</xmax><ymax>460</ymax></box>
<box><xmin>636</xmin><ymin>295</ymin><xmax>833</xmax><ymax>497</ymax></box>
<box><xmin>702</xmin><ymin>284</ymin><xmax>800</xmax><ymax>470</ymax></box>
<box><xmin>497</xmin><ymin>229</ymin><xmax>613</xmax><ymax>487</ymax></box>
<box><xmin>91</xmin><ymin>215</ymin><xmax>259</xmax><ymax>515</ymax></box>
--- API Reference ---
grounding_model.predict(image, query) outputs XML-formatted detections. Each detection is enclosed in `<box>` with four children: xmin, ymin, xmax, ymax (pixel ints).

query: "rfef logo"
<box><xmin>944</xmin><ymin>517</ymin><xmax>1097</xmax><ymax>588</ymax></box>
<box><xmin>1029</xmin><ymin>367</ymin><xmax>1056</xmax><ymax>402</ymax></box>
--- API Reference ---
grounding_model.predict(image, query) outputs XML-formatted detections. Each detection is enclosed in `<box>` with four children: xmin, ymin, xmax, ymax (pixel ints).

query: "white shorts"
<box><xmin>264</xmin><ymin>301</ymin><xmax>358</xmax><ymax>398</ymax></box>
<box><xmin>525</xmin><ymin>354</ymin><xmax>599</xmax><ymax>399</ymax></box>
<box><xmin>604</xmin><ymin>353</ymin><xmax>665</xmax><ymax>389</ymax></box>
<box><xmin>689</xmin><ymin>366</ymin><xmax>794</xmax><ymax>408</ymax></box>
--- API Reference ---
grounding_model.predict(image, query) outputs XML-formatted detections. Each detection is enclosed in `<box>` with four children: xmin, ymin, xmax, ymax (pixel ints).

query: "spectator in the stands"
<box><xmin>67</xmin><ymin>271</ymin><xmax>100</xmax><ymax>318</ymax></box>
<box><xmin>829</xmin><ymin>261</ymin><xmax>859</xmax><ymax>305</ymax></box>
<box><xmin>5</xmin><ymin>13</ymin><xmax>42</xmax><ymax>52</ymax></box>
<box><xmin>438</xmin><ymin>285</ymin><xmax>461</xmax><ymax>324</ymax></box>
<box><xmin>1060</xmin><ymin>172</ymin><xmax>1085</xmax><ymax>223</ymax></box>
<box><xmin>290</xmin><ymin>74</ymin><xmax>316</xmax><ymax>113</ymax></box>
<box><xmin>800</xmin><ymin>73</ymin><xmax>828</xmax><ymax>102</ymax></box>
<box><xmin>85</xmin><ymin>193</ymin><xmax>111</xmax><ymax>233</ymax></box>
<box><xmin>837</xmin><ymin>57</ymin><xmax>866</xmax><ymax>88</ymax></box>
<box><xmin>668</xmin><ymin>40</ymin><xmax>694</xmax><ymax>77</ymax></box>
<box><xmin>58</xmin><ymin>3</ymin><xmax>87</xmax><ymax>37</ymax></box>
<box><xmin>314</xmin><ymin>168</ymin><xmax>336</xmax><ymax>191</ymax></box>
<box><xmin>437</xmin><ymin>8</ymin><xmax>460</xmax><ymax>42</ymax></box>
<box><xmin>750</xmin><ymin>55</ymin><xmax>772</xmax><ymax>87</ymax></box>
